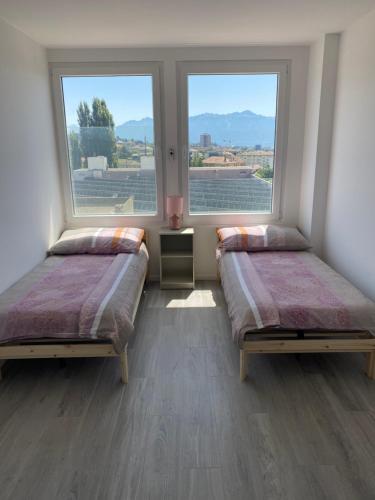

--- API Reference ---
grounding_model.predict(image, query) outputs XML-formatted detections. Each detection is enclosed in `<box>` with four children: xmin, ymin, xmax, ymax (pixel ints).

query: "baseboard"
<box><xmin>149</xmin><ymin>274</ymin><xmax>217</xmax><ymax>282</ymax></box>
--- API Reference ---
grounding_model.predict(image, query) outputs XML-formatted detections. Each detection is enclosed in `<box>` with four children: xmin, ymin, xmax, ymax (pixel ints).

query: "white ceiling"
<box><xmin>0</xmin><ymin>0</ymin><xmax>374</xmax><ymax>48</ymax></box>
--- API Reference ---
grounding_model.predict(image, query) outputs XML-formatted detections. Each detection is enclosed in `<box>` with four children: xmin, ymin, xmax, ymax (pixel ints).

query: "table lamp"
<box><xmin>166</xmin><ymin>195</ymin><xmax>183</xmax><ymax>230</ymax></box>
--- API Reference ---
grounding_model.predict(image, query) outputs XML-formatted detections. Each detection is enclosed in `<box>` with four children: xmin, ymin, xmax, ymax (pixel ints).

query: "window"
<box><xmin>52</xmin><ymin>61</ymin><xmax>288</xmax><ymax>223</ymax></box>
<box><xmin>178</xmin><ymin>61</ymin><xmax>288</xmax><ymax>218</ymax></box>
<box><xmin>52</xmin><ymin>64</ymin><xmax>163</xmax><ymax>219</ymax></box>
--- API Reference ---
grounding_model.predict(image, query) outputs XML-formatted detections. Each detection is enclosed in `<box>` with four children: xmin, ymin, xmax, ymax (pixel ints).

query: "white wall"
<box><xmin>323</xmin><ymin>9</ymin><xmax>375</xmax><ymax>300</ymax></box>
<box><xmin>298</xmin><ymin>34</ymin><xmax>340</xmax><ymax>257</ymax></box>
<box><xmin>0</xmin><ymin>18</ymin><xmax>63</xmax><ymax>293</ymax></box>
<box><xmin>48</xmin><ymin>45</ymin><xmax>309</xmax><ymax>279</ymax></box>
<box><xmin>310</xmin><ymin>34</ymin><xmax>340</xmax><ymax>255</ymax></box>
<box><xmin>299</xmin><ymin>38</ymin><xmax>324</xmax><ymax>237</ymax></box>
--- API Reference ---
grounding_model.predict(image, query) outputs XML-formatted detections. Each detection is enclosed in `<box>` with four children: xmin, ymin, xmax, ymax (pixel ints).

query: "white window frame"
<box><xmin>177</xmin><ymin>60</ymin><xmax>289</xmax><ymax>224</ymax></box>
<box><xmin>50</xmin><ymin>62</ymin><xmax>164</xmax><ymax>226</ymax></box>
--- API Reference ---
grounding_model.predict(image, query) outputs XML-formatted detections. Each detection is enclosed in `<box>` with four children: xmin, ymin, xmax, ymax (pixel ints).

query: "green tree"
<box><xmin>256</xmin><ymin>165</ymin><xmax>273</xmax><ymax>179</ymax></box>
<box><xmin>77</xmin><ymin>101</ymin><xmax>91</xmax><ymax>127</ymax></box>
<box><xmin>76</xmin><ymin>98</ymin><xmax>118</xmax><ymax>167</ymax></box>
<box><xmin>91</xmin><ymin>98</ymin><xmax>115</xmax><ymax>128</ymax></box>
<box><xmin>68</xmin><ymin>131</ymin><xmax>81</xmax><ymax>170</ymax></box>
<box><xmin>77</xmin><ymin>102</ymin><xmax>92</xmax><ymax>164</ymax></box>
<box><xmin>190</xmin><ymin>152</ymin><xmax>203</xmax><ymax>167</ymax></box>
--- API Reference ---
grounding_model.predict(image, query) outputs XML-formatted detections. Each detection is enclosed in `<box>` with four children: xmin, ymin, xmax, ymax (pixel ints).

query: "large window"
<box><xmin>52</xmin><ymin>61</ymin><xmax>288</xmax><ymax>222</ymax></box>
<box><xmin>179</xmin><ymin>61</ymin><xmax>288</xmax><ymax>218</ymax></box>
<box><xmin>52</xmin><ymin>64</ymin><xmax>162</xmax><ymax>219</ymax></box>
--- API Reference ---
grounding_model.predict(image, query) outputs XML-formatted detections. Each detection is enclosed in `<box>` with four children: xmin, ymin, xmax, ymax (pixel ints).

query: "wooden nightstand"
<box><xmin>159</xmin><ymin>227</ymin><xmax>194</xmax><ymax>289</ymax></box>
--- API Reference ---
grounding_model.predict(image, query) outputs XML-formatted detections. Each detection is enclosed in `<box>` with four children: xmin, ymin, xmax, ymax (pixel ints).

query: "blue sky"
<box><xmin>188</xmin><ymin>74</ymin><xmax>277</xmax><ymax>117</ymax></box>
<box><xmin>63</xmin><ymin>73</ymin><xmax>278</xmax><ymax>126</ymax></box>
<box><xmin>62</xmin><ymin>75</ymin><xmax>154</xmax><ymax>126</ymax></box>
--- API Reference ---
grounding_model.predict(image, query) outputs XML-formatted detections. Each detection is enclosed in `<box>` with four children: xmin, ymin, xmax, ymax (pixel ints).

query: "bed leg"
<box><xmin>366</xmin><ymin>351</ymin><xmax>375</xmax><ymax>380</ymax></box>
<box><xmin>120</xmin><ymin>348</ymin><xmax>128</xmax><ymax>384</ymax></box>
<box><xmin>0</xmin><ymin>360</ymin><xmax>6</xmax><ymax>381</ymax></box>
<box><xmin>240</xmin><ymin>350</ymin><xmax>247</xmax><ymax>382</ymax></box>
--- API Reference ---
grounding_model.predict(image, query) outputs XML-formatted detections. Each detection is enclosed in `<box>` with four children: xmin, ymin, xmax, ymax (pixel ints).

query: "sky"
<box><xmin>62</xmin><ymin>75</ymin><xmax>153</xmax><ymax>126</ymax></box>
<box><xmin>188</xmin><ymin>74</ymin><xmax>277</xmax><ymax>118</ymax></box>
<box><xmin>62</xmin><ymin>73</ymin><xmax>278</xmax><ymax>127</ymax></box>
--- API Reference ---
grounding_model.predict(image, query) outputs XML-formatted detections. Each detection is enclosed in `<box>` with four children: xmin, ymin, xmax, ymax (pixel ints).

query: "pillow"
<box><xmin>217</xmin><ymin>225</ymin><xmax>310</xmax><ymax>252</ymax></box>
<box><xmin>49</xmin><ymin>227</ymin><xmax>144</xmax><ymax>255</ymax></box>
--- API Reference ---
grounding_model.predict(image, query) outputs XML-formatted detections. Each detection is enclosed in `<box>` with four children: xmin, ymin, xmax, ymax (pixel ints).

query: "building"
<box><xmin>140</xmin><ymin>155</ymin><xmax>155</xmax><ymax>170</ymax></box>
<box><xmin>200</xmin><ymin>133</ymin><xmax>212</xmax><ymax>147</ymax></box>
<box><xmin>202</xmin><ymin>152</ymin><xmax>245</xmax><ymax>167</ymax></box>
<box><xmin>87</xmin><ymin>156</ymin><xmax>108</xmax><ymax>170</ymax></box>
<box><xmin>240</xmin><ymin>150</ymin><xmax>274</xmax><ymax>168</ymax></box>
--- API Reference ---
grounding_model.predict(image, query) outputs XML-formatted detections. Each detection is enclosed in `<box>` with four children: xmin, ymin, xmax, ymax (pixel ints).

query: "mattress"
<box><xmin>217</xmin><ymin>249</ymin><xmax>375</xmax><ymax>344</ymax></box>
<box><xmin>0</xmin><ymin>243</ymin><xmax>148</xmax><ymax>353</ymax></box>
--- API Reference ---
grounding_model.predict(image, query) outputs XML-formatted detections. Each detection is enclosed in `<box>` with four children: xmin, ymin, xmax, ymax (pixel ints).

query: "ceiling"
<box><xmin>0</xmin><ymin>0</ymin><xmax>374</xmax><ymax>48</ymax></box>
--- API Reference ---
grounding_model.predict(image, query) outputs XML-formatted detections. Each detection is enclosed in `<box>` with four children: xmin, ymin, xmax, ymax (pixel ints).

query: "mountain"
<box><xmin>115</xmin><ymin>117</ymin><xmax>154</xmax><ymax>143</ymax></box>
<box><xmin>188</xmin><ymin>110</ymin><xmax>275</xmax><ymax>147</ymax></box>
<box><xmin>114</xmin><ymin>110</ymin><xmax>275</xmax><ymax>147</ymax></box>
<box><xmin>69</xmin><ymin>110</ymin><xmax>276</xmax><ymax>147</ymax></box>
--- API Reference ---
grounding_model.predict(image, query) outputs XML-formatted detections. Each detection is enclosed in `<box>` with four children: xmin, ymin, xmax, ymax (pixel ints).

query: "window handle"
<box><xmin>168</xmin><ymin>147</ymin><xmax>175</xmax><ymax>161</ymax></box>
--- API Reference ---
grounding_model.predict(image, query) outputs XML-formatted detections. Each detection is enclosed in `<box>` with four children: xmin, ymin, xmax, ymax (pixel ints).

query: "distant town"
<box><xmin>189</xmin><ymin>133</ymin><xmax>274</xmax><ymax>182</ymax></box>
<box><xmin>66</xmin><ymin>101</ymin><xmax>274</xmax><ymax>215</ymax></box>
<box><xmin>70</xmin><ymin>132</ymin><xmax>274</xmax><ymax>181</ymax></box>
<box><xmin>113</xmin><ymin>132</ymin><xmax>274</xmax><ymax>178</ymax></box>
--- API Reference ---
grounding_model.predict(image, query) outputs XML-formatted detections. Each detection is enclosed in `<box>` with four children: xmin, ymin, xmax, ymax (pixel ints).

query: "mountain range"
<box><xmin>69</xmin><ymin>110</ymin><xmax>276</xmax><ymax>147</ymax></box>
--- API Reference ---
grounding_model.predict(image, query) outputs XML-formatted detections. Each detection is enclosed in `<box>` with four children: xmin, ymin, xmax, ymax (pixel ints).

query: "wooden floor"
<box><xmin>1</xmin><ymin>282</ymin><xmax>375</xmax><ymax>500</ymax></box>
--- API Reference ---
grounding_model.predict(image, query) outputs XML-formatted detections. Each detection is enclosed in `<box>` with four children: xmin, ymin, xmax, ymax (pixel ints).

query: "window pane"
<box><xmin>61</xmin><ymin>75</ymin><xmax>156</xmax><ymax>216</ymax></box>
<box><xmin>188</xmin><ymin>74</ymin><xmax>278</xmax><ymax>214</ymax></box>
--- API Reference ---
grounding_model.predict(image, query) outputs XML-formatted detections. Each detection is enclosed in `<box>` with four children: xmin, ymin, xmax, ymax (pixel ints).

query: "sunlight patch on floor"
<box><xmin>165</xmin><ymin>289</ymin><xmax>217</xmax><ymax>308</ymax></box>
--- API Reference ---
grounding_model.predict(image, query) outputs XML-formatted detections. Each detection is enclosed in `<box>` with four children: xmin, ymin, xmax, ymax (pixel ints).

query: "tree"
<box><xmin>256</xmin><ymin>165</ymin><xmax>273</xmax><ymax>179</ymax></box>
<box><xmin>76</xmin><ymin>98</ymin><xmax>118</xmax><ymax>167</ymax></box>
<box><xmin>91</xmin><ymin>98</ymin><xmax>115</xmax><ymax>128</ymax></box>
<box><xmin>77</xmin><ymin>102</ymin><xmax>92</xmax><ymax>164</ymax></box>
<box><xmin>190</xmin><ymin>152</ymin><xmax>203</xmax><ymax>167</ymax></box>
<box><xmin>68</xmin><ymin>131</ymin><xmax>81</xmax><ymax>170</ymax></box>
<box><xmin>77</xmin><ymin>101</ymin><xmax>91</xmax><ymax>127</ymax></box>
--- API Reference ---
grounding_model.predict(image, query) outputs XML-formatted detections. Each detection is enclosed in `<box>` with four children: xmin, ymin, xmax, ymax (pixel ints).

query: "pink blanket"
<box><xmin>5</xmin><ymin>256</ymin><xmax>114</xmax><ymax>339</ymax></box>
<box><xmin>0</xmin><ymin>247</ymin><xmax>148</xmax><ymax>352</ymax></box>
<box><xmin>218</xmin><ymin>250</ymin><xmax>375</xmax><ymax>343</ymax></box>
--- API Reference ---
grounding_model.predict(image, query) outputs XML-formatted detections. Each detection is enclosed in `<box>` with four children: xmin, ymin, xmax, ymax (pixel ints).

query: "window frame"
<box><xmin>50</xmin><ymin>62</ymin><xmax>164</xmax><ymax>225</ymax></box>
<box><xmin>177</xmin><ymin>60</ymin><xmax>290</xmax><ymax>224</ymax></box>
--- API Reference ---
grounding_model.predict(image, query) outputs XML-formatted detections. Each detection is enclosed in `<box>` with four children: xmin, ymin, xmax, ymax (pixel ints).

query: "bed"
<box><xmin>217</xmin><ymin>225</ymin><xmax>375</xmax><ymax>381</ymax></box>
<box><xmin>0</xmin><ymin>227</ymin><xmax>148</xmax><ymax>384</ymax></box>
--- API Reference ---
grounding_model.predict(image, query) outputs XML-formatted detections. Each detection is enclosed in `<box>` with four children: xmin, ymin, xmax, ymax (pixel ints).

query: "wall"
<box><xmin>298</xmin><ymin>34</ymin><xmax>340</xmax><ymax>257</ymax></box>
<box><xmin>0</xmin><ymin>18</ymin><xmax>63</xmax><ymax>293</ymax></box>
<box><xmin>323</xmin><ymin>9</ymin><xmax>375</xmax><ymax>300</ymax></box>
<box><xmin>298</xmin><ymin>39</ymin><xmax>324</xmax><ymax>237</ymax></box>
<box><xmin>48</xmin><ymin>45</ymin><xmax>309</xmax><ymax>279</ymax></box>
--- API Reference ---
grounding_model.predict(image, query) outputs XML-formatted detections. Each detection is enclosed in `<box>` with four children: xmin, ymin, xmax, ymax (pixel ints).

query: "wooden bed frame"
<box><xmin>0</xmin><ymin>231</ymin><xmax>148</xmax><ymax>384</ymax></box>
<box><xmin>239</xmin><ymin>330</ymin><xmax>375</xmax><ymax>381</ymax></box>
<box><xmin>0</xmin><ymin>340</ymin><xmax>129</xmax><ymax>383</ymax></box>
<box><xmin>216</xmin><ymin>245</ymin><xmax>375</xmax><ymax>382</ymax></box>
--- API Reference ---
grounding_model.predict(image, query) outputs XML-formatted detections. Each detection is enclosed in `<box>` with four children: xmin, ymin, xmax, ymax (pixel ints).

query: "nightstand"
<box><xmin>159</xmin><ymin>227</ymin><xmax>194</xmax><ymax>289</ymax></box>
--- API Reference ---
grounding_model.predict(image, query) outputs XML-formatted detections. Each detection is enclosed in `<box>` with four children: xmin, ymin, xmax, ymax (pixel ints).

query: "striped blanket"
<box><xmin>0</xmin><ymin>244</ymin><xmax>148</xmax><ymax>352</ymax></box>
<box><xmin>217</xmin><ymin>249</ymin><xmax>375</xmax><ymax>343</ymax></box>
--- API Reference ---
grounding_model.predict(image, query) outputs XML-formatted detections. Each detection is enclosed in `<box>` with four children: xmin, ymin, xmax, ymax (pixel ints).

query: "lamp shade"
<box><xmin>166</xmin><ymin>195</ymin><xmax>183</xmax><ymax>215</ymax></box>
<box><xmin>166</xmin><ymin>195</ymin><xmax>183</xmax><ymax>230</ymax></box>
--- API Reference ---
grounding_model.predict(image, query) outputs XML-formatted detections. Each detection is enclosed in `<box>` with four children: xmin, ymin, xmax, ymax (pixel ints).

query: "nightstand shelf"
<box><xmin>161</xmin><ymin>251</ymin><xmax>193</xmax><ymax>258</ymax></box>
<box><xmin>159</xmin><ymin>228</ymin><xmax>194</xmax><ymax>289</ymax></box>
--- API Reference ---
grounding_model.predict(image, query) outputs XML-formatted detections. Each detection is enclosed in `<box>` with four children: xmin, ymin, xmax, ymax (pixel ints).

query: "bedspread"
<box><xmin>0</xmin><ymin>244</ymin><xmax>148</xmax><ymax>352</ymax></box>
<box><xmin>217</xmin><ymin>250</ymin><xmax>375</xmax><ymax>344</ymax></box>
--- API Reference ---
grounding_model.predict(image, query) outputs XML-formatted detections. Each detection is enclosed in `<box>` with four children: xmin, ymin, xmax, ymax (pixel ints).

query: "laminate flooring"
<box><xmin>0</xmin><ymin>282</ymin><xmax>374</xmax><ymax>500</ymax></box>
